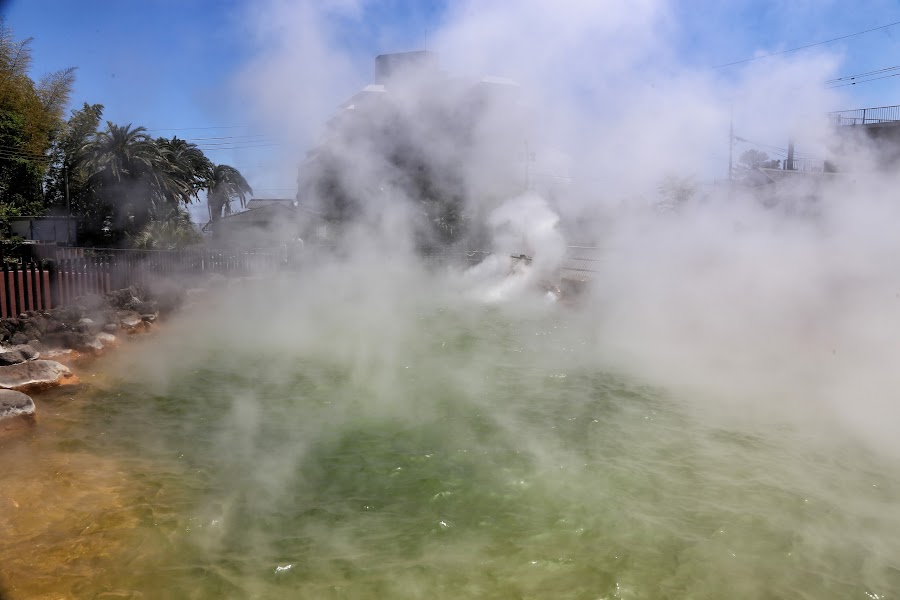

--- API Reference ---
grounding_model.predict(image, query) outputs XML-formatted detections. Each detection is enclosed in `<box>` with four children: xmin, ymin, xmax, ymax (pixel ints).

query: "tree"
<box><xmin>738</xmin><ymin>149</ymin><xmax>780</xmax><ymax>171</ymax></box>
<box><xmin>0</xmin><ymin>19</ymin><xmax>75</xmax><ymax>216</ymax></box>
<box><xmin>82</xmin><ymin>122</ymin><xmax>171</xmax><ymax>242</ymax></box>
<box><xmin>656</xmin><ymin>173</ymin><xmax>697</xmax><ymax>212</ymax></box>
<box><xmin>45</xmin><ymin>102</ymin><xmax>103</xmax><ymax>209</ymax></box>
<box><xmin>156</xmin><ymin>136</ymin><xmax>213</xmax><ymax>206</ymax></box>
<box><xmin>206</xmin><ymin>164</ymin><xmax>252</xmax><ymax>222</ymax></box>
<box><xmin>130</xmin><ymin>205</ymin><xmax>202</xmax><ymax>250</ymax></box>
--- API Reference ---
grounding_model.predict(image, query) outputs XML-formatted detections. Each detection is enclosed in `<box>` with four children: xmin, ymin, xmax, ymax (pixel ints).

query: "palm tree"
<box><xmin>83</xmin><ymin>123</ymin><xmax>160</xmax><ymax>187</ymax></box>
<box><xmin>156</xmin><ymin>136</ymin><xmax>213</xmax><ymax>204</ymax></box>
<box><xmin>82</xmin><ymin>122</ymin><xmax>168</xmax><ymax>238</ymax></box>
<box><xmin>130</xmin><ymin>205</ymin><xmax>202</xmax><ymax>250</ymax></box>
<box><xmin>206</xmin><ymin>164</ymin><xmax>252</xmax><ymax>222</ymax></box>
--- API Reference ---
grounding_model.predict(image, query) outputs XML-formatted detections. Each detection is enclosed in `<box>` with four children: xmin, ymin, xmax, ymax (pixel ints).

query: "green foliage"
<box><xmin>207</xmin><ymin>164</ymin><xmax>253</xmax><ymax>222</ymax></box>
<box><xmin>156</xmin><ymin>136</ymin><xmax>213</xmax><ymax>204</ymax></box>
<box><xmin>738</xmin><ymin>149</ymin><xmax>780</xmax><ymax>171</ymax></box>
<box><xmin>45</xmin><ymin>102</ymin><xmax>104</xmax><ymax>210</ymax></box>
<box><xmin>0</xmin><ymin>20</ymin><xmax>254</xmax><ymax>248</ymax></box>
<box><xmin>0</xmin><ymin>18</ymin><xmax>75</xmax><ymax>210</ymax></box>
<box><xmin>129</xmin><ymin>206</ymin><xmax>202</xmax><ymax>250</ymax></box>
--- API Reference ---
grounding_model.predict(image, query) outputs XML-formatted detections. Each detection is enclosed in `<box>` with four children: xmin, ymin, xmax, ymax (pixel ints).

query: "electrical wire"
<box><xmin>826</xmin><ymin>71</ymin><xmax>900</xmax><ymax>88</ymax></box>
<box><xmin>825</xmin><ymin>64</ymin><xmax>900</xmax><ymax>83</ymax></box>
<box><xmin>145</xmin><ymin>125</ymin><xmax>252</xmax><ymax>132</ymax></box>
<box><xmin>712</xmin><ymin>19</ymin><xmax>900</xmax><ymax>69</ymax></box>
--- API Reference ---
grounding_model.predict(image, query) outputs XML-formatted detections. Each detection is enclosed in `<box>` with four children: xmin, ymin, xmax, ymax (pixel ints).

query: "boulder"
<box><xmin>41</xmin><ymin>331</ymin><xmax>97</xmax><ymax>352</ymax></box>
<box><xmin>0</xmin><ymin>345</ymin><xmax>40</xmax><ymax>366</ymax></box>
<box><xmin>10</xmin><ymin>332</ymin><xmax>28</xmax><ymax>346</ymax></box>
<box><xmin>117</xmin><ymin>311</ymin><xmax>143</xmax><ymax>331</ymax></box>
<box><xmin>0</xmin><ymin>349</ymin><xmax>27</xmax><ymax>366</ymax></box>
<box><xmin>0</xmin><ymin>389</ymin><xmax>35</xmax><ymax>420</ymax></box>
<box><xmin>32</xmin><ymin>315</ymin><xmax>48</xmax><ymax>334</ymax></box>
<box><xmin>133</xmin><ymin>300</ymin><xmax>158</xmax><ymax>315</ymax></box>
<box><xmin>75</xmin><ymin>318</ymin><xmax>103</xmax><ymax>335</ymax></box>
<box><xmin>107</xmin><ymin>288</ymin><xmax>140</xmax><ymax>310</ymax></box>
<box><xmin>0</xmin><ymin>360</ymin><xmax>72</xmax><ymax>391</ymax></box>
<box><xmin>45</xmin><ymin>318</ymin><xmax>66</xmax><ymax>334</ymax></box>
<box><xmin>74</xmin><ymin>294</ymin><xmax>106</xmax><ymax>311</ymax></box>
<box><xmin>82</xmin><ymin>337</ymin><xmax>105</xmax><ymax>353</ymax></box>
<box><xmin>102</xmin><ymin>323</ymin><xmax>118</xmax><ymax>334</ymax></box>
<box><xmin>141</xmin><ymin>314</ymin><xmax>157</xmax><ymax>323</ymax></box>
<box><xmin>96</xmin><ymin>332</ymin><xmax>117</xmax><ymax>346</ymax></box>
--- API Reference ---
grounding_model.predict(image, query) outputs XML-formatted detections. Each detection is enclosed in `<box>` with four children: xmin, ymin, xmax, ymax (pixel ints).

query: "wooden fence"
<box><xmin>0</xmin><ymin>246</ymin><xmax>288</xmax><ymax>318</ymax></box>
<box><xmin>1</xmin><ymin>264</ymin><xmax>53</xmax><ymax>318</ymax></box>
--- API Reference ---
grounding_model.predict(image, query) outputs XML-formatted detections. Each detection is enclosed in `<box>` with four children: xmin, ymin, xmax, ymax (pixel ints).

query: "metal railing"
<box><xmin>781</xmin><ymin>158</ymin><xmax>828</xmax><ymax>173</ymax></box>
<box><xmin>828</xmin><ymin>104</ymin><xmax>900</xmax><ymax>126</ymax></box>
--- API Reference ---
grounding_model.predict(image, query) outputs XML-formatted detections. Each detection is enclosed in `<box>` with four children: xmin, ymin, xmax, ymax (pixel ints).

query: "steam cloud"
<box><xmin>220</xmin><ymin>0</ymin><xmax>900</xmax><ymax>459</ymax></box>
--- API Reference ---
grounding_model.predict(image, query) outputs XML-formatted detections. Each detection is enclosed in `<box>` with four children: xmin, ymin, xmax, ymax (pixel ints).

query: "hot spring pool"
<box><xmin>2</xmin><ymin>283</ymin><xmax>899</xmax><ymax>599</ymax></box>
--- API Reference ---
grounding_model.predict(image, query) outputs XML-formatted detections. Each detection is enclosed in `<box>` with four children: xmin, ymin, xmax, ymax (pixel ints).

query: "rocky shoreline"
<box><xmin>0</xmin><ymin>283</ymin><xmax>185</xmax><ymax>416</ymax></box>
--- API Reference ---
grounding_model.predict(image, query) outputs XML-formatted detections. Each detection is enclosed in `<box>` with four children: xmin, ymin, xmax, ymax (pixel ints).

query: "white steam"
<box><xmin>227</xmin><ymin>0</ymin><xmax>900</xmax><ymax>456</ymax></box>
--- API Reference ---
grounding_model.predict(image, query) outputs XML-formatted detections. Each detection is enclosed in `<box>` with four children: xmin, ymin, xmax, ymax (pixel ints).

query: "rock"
<box><xmin>133</xmin><ymin>300</ymin><xmax>158</xmax><ymax>315</ymax></box>
<box><xmin>118</xmin><ymin>311</ymin><xmax>143</xmax><ymax>331</ymax></box>
<box><xmin>45</xmin><ymin>319</ymin><xmax>66</xmax><ymax>333</ymax></box>
<box><xmin>48</xmin><ymin>306</ymin><xmax>83</xmax><ymax>327</ymax></box>
<box><xmin>21</xmin><ymin>324</ymin><xmax>40</xmax><ymax>340</ymax></box>
<box><xmin>107</xmin><ymin>289</ymin><xmax>140</xmax><ymax>310</ymax></box>
<box><xmin>0</xmin><ymin>344</ymin><xmax>40</xmax><ymax>365</ymax></box>
<box><xmin>32</xmin><ymin>315</ymin><xmax>48</xmax><ymax>334</ymax></box>
<box><xmin>0</xmin><ymin>360</ymin><xmax>72</xmax><ymax>391</ymax></box>
<box><xmin>74</xmin><ymin>294</ymin><xmax>106</xmax><ymax>311</ymax></box>
<box><xmin>16</xmin><ymin>344</ymin><xmax>39</xmax><ymax>360</ymax></box>
<box><xmin>0</xmin><ymin>349</ymin><xmax>27</xmax><ymax>366</ymax></box>
<box><xmin>0</xmin><ymin>389</ymin><xmax>35</xmax><ymax>420</ymax></box>
<box><xmin>75</xmin><ymin>318</ymin><xmax>103</xmax><ymax>335</ymax></box>
<box><xmin>10</xmin><ymin>332</ymin><xmax>28</xmax><ymax>346</ymax></box>
<box><xmin>141</xmin><ymin>314</ymin><xmax>157</xmax><ymax>323</ymax></box>
<box><xmin>96</xmin><ymin>332</ymin><xmax>117</xmax><ymax>346</ymax></box>
<box><xmin>82</xmin><ymin>337</ymin><xmax>105</xmax><ymax>353</ymax></box>
<box><xmin>41</xmin><ymin>331</ymin><xmax>96</xmax><ymax>352</ymax></box>
<box><xmin>102</xmin><ymin>323</ymin><xmax>118</xmax><ymax>334</ymax></box>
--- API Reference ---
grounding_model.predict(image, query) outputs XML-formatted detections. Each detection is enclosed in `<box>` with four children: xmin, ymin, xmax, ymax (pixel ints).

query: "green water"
<box><xmin>2</xmin><ymin>283</ymin><xmax>900</xmax><ymax>599</ymax></box>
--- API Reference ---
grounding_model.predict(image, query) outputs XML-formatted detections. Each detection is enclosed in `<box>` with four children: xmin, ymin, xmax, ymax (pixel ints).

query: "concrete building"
<box><xmin>295</xmin><ymin>51</ymin><xmax>530</xmax><ymax>249</ymax></box>
<box><xmin>4</xmin><ymin>216</ymin><xmax>77</xmax><ymax>244</ymax></box>
<box><xmin>206</xmin><ymin>198</ymin><xmax>301</xmax><ymax>248</ymax></box>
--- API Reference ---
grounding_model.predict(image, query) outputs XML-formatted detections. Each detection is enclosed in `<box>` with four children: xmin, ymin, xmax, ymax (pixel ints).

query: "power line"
<box><xmin>712</xmin><ymin>19</ymin><xmax>900</xmax><ymax>69</ymax></box>
<box><xmin>827</xmin><ymin>71</ymin><xmax>900</xmax><ymax>89</ymax></box>
<box><xmin>825</xmin><ymin>64</ymin><xmax>900</xmax><ymax>84</ymax></box>
<box><xmin>145</xmin><ymin>125</ymin><xmax>252</xmax><ymax>132</ymax></box>
<box><xmin>178</xmin><ymin>134</ymin><xmax>273</xmax><ymax>142</ymax></box>
<box><xmin>193</xmin><ymin>140</ymin><xmax>280</xmax><ymax>148</ymax></box>
<box><xmin>734</xmin><ymin>136</ymin><xmax>822</xmax><ymax>161</ymax></box>
<box><xmin>201</xmin><ymin>144</ymin><xmax>281</xmax><ymax>152</ymax></box>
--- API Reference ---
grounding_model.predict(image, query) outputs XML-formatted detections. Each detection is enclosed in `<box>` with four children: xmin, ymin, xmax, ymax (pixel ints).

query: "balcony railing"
<box><xmin>828</xmin><ymin>104</ymin><xmax>900</xmax><ymax>126</ymax></box>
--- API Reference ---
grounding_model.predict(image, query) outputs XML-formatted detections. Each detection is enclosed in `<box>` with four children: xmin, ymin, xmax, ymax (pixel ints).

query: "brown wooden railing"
<box><xmin>0</xmin><ymin>245</ymin><xmax>289</xmax><ymax>318</ymax></box>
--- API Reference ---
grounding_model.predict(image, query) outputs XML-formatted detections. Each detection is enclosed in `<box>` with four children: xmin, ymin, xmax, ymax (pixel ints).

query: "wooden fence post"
<box><xmin>0</xmin><ymin>266</ymin><xmax>7</xmax><ymax>318</ymax></box>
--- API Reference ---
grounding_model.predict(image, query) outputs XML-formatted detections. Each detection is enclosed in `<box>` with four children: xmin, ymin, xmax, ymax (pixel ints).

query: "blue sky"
<box><xmin>4</xmin><ymin>0</ymin><xmax>900</xmax><ymax>220</ymax></box>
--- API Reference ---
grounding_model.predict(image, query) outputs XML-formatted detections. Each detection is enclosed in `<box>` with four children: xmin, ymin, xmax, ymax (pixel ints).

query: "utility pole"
<box><xmin>728</xmin><ymin>102</ymin><xmax>734</xmax><ymax>183</ymax></box>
